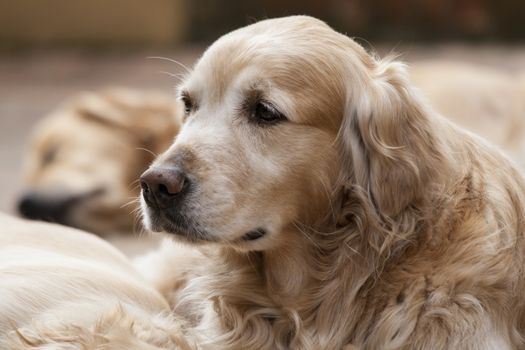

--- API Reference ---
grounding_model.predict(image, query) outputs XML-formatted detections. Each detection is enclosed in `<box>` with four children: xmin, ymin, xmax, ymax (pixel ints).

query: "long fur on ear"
<box><xmin>75</xmin><ymin>88</ymin><xmax>181</xmax><ymax>154</ymax></box>
<box><xmin>338</xmin><ymin>57</ymin><xmax>449</xmax><ymax>221</ymax></box>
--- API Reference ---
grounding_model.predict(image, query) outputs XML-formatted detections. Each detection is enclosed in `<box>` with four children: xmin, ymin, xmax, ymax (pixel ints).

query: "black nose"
<box><xmin>18</xmin><ymin>191</ymin><xmax>71</xmax><ymax>223</ymax></box>
<box><xmin>140</xmin><ymin>166</ymin><xmax>189</xmax><ymax>209</ymax></box>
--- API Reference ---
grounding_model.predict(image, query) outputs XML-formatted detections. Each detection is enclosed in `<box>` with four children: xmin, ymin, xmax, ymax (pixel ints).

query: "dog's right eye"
<box><xmin>252</xmin><ymin>101</ymin><xmax>286</xmax><ymax>125</ymax></box>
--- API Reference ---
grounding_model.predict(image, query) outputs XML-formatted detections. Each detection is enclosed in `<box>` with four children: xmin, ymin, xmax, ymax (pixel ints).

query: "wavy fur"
<box><xmin>140</xmin><ymin>16</ymin><xmax>525</xmax><ymax>349</ymax></box>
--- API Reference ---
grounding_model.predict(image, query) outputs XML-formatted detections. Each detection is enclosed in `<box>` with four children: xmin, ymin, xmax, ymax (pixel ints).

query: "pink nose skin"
<box><xmin>140</xmin><ymin>167</ymin><xmax>187</xmax><ymax>208</ymax></box>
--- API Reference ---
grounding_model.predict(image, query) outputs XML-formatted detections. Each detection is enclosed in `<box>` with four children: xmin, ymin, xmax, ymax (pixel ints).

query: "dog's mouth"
<box><xmin>146</xmin><ymin>207</ymin><xmax>216</xmax><ymax>243</ymax></box>
<box><xmin>145</xmin><ymin>203</ymin><xmax>269</xmax><ymax>245</ymax></box>
<box><xmin>18</xmin><ymin>187</ymin><xmax>106</xmax><ymax>225</ymax></box>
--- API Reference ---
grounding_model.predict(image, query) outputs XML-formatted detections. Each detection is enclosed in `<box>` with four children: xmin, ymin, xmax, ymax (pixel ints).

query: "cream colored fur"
<box><xmin>410</xmin><ymin>61</ymin><xmax>525</xmax><ymax>167</ymax></box>
<box><xmin>0</xmin><ymin>213</ymin><xmax>194</xmax><ymax>349</ymax></box>
<box><xmin>139</xmin><ymin>16</ymin><xmax>525</xmax><ymax>349</ymax></box>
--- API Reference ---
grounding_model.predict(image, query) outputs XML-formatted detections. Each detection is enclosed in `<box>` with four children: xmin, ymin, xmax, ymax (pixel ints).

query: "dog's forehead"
<box><xmin>185</xmin><ymin>20</ymin><xmax>352</xmax><ymax>123</ymax></box>
<box><xmin>193</xmin><ymin>17</ymin><xmax>366</xmax><ymax>74</ymax></box>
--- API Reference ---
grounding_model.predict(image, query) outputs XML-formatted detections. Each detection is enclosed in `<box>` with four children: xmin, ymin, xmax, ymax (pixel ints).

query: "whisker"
<box><xmin>156</xmin><ymin>70</ymin><xmax>181</xmax><ymax>78</ymax></box>
<box><xmin>129</xmin><ymin>183</ymin><xmax>142</xmax><ymax>192</ymax></box>
<box><xmin>129</xmin><ymin>204</ymin><xmax>142</xmax><ymax>215</ymax></box>
<box><xmin>147</xmin><ymin>56</ymin><xmax>192</xmax><ymax>74</ymax></box>
<box><xmin>136</xmin><ymin>147</ymin><xmax>158</xmax><ymax>158</ymax></box>
<box><xmin>128</xmin><ymin>180</ymin><xmax>142</xmax><ymax>191</ymax></box>
<box><xmin>121</xmin><ymin>197</ymin><xmax>140</xmax><ymax>209</ymax></box>
<box><xmin>156</xmin><ymin>71</ymin><xmax>188</xmax><ymax>83</ymax></box>
<box><xmin>130</xmin><ymin>206</ymin><xmax>147</xmax><ymax>234</ymax></box>
<box><xmin>129</xmin><ymin>178</ymin><xmax>141</xmax><ymax>186</ymax></box>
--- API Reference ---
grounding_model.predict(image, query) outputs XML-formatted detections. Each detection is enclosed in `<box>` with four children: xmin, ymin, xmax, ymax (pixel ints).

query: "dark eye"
<box><xmin>41</xmin><ymin>144</ymin><xmax>58</xmax><ymax>167</ymax></box>
<box><xmin>180</xmin><ymin>94</ymin><xmax>194</xmax><ymax>115</ymax></box>
<box><xmin>253</xmin><ymin>101</ymin><xmax>286</xmax><ymax>125</ymax></box>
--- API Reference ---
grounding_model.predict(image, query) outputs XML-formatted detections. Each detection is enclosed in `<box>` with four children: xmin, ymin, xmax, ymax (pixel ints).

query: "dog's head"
<box><xmin>20</xmin><ymin>88</ymin><xmax>180</xmax><ymax>235</ymax></box>
<box><xmin>141</xmin><ymin>16</ymin><xmax>444</xmax><ymax>251</ymax></box>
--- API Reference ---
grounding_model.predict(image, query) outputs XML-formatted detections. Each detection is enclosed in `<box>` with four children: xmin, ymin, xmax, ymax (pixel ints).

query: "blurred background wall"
<box><xmin>1</xmin><ymin>0</ymin><xmax>524</xmax><ymax>49</ymax></box>
<box><xmin>0</xmin><ymin>0</ymin><xmax>188</xmax><ymax>48</ymax></box>
<box><xmin>188</xmin><ymin>0</ymin><xmax>525</xmax><ymax>43</ymax></box>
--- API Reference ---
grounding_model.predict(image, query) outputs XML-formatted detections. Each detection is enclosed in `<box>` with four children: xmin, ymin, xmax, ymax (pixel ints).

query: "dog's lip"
<box><xmin>147</xmin><ymin>209</ymin><xmax>215</xmax><ymax>242</ymax></box>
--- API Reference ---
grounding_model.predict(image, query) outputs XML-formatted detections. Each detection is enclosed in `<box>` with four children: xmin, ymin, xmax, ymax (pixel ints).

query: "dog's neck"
<box><xmin>262</xmin><ymin>232</ymin><xmax>315</xmax><ymax>303</ymax></box>
<box><xmin>207</xmin><ymin>222</ymin><xmax>379</xmax><ymax>348</ymax></box>
<box><xmin>213</xmin><ymin>233</ymin><xmax>315</xmax><ymax>306</ymax></box>
<box><xmin>204</xmin><ymin>185</ymin><xmax>426</xmax><ymax>347</ymax></box>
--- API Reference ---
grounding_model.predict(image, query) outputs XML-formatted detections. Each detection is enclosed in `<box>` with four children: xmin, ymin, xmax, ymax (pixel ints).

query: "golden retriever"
<box><xmin>18</xmin><ymin>88</ymin><xmax>180</xmax><ymax>235</ymax></box>
<box><xmin>0</xmin><ymin>213</ymin><xmax>194</xmax><ymax>349</ymax></box>
<box><xmin>138</xmin><ymin>16</ymin><xmax>525</xmax><ymax>349</ymax></box>
<box><xmin>411</xmin><ymin>61</ymin><xmax>525</xmax><ymax>167</ymax></box>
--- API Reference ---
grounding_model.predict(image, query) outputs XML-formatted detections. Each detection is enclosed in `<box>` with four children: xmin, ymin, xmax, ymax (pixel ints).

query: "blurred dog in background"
<box><xmin>18</xmin><ymin>88</ymin><xmax>181</xmax><ymax>235</ymax></box>
<box><xmin>411</xmin><ymin>61</ymin><xmax>525</xmax><ymax>166</ymax></box>
<box><xmin>17</xmin><ymin>64</ymin><xmax>525</xmax><ymax>236</ymax></box>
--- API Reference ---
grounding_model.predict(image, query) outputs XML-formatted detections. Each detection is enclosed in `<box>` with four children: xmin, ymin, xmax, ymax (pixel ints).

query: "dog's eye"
<box><xmin>180</xmin><ymin>94</ymin><xmax>194</xmax><ymax>115</ymax></box>
<box><xmin>41</xmin><ymin>145</ymin><xmax>58</xmax><ymax>167</ymax></box>
<box><xmin>253</xmin><ymin>101</ymin><xmax>286</xmax><ymax>125</ymax></box>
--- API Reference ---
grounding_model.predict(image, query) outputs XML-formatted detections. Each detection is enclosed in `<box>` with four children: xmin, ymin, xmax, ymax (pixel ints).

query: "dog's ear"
<box><xmin>74</xmin><ymin>88</ymin><xmax>181</xmax><ymax>154</ymax></box>
<box><xmin>339</xmin><ymin>57</ymin><xmax>444</xmax><ymax>217</ymax></box>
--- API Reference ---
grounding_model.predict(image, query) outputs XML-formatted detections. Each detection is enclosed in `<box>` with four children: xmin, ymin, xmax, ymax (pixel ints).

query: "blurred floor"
<box><xmin>1</xmin><ymin>44</ymin><xmax>525</xmax><ymax>255</ymax></box>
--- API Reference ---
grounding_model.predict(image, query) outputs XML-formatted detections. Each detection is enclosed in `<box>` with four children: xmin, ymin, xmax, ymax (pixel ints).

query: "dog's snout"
<box><xmin>140</xmin><ymin>167</ymin><xmax>189</xmax><ymax>208</ymax></box>
<box><xmin>18</xmin><ymin>191</ymin><xmax>69</xmax><ymax>223</ymax></box>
